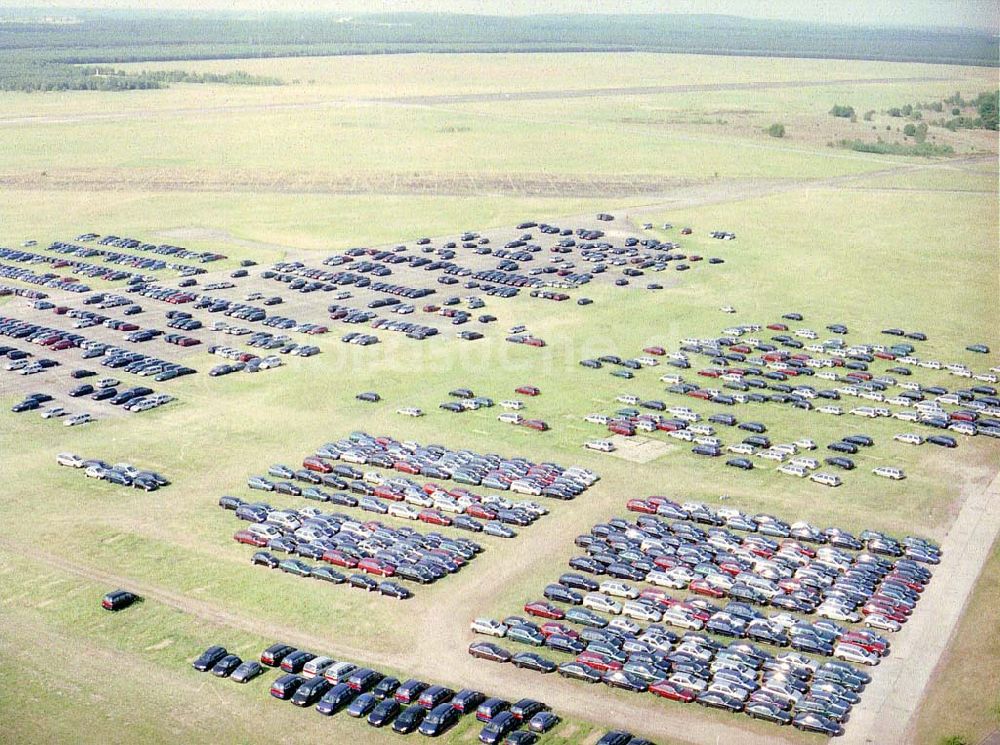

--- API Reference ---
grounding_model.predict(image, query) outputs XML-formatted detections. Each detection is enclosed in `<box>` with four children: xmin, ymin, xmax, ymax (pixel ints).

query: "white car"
<box><xmin>432</xmin><ymin>496</ymin><xmax>463</xmax><ymax>514</ymax></box>
<box><xmin>863</xmin><ymin>614</ymin><xmax>902</xmax><ymax>632</ymax></box>
<box><xmin>584</xmin><ymin>440</ymin><xmax>616</xmax><ymax>452</ymax></box>
<box><xmin>584</xmin><ymin>413</ymin><xmax>609</xmax><ymax>425</ymax></box>
<box><xmin>396</xmin><ymin>407</ymin><xmax>424</xmax><ymax>417</ymax></box>
<box><xmin>582</xmin><ymin>593</ymin><xmax>622</xmax><ymax>615</ymax></box>
<box><xmin>600</xmin><ymin>580</ymin><xmax>639</xmax><ymax>599</ymax></box>
<box><xmin>470</xmin><ymin>617</ymin><xmax>507</xmax><ymax>638</ymax></box>
<box><xmin>661</xmin><ymin>609</ymin><xmax>703</xmax><ymax>631</ymax></box>
<box><xmin>817</xmin><ymin>604</ymin><xmax>861</xmax><ymax>623</ymax></box>
<box><xmin>646</xmin><ymin>569</ymin><xmax>689</xmax><ymax>590</ymax></box>
<box><xmin>777</xmin><ymin>463</ymin><xmax>808</xmax><ymax>477</ymax></box>
<box><xmin>622</xmin><ymin>601</ymin><xmax>662</xmax><ymax>622</ymax></box>
<box><xmin>387</xmin><ymin>503</ymin><xmax>419</xmax><ymax>521</ymax></box>
<box><xmin>500</xmin><ymin>400</ymin><xmax>524</xmax><ymax>410</ymax></box>
<box><xmin>64</xmin><ymin>413</ymin><xmax>93</xmax><ymax>427</ymax></box>
<box><xmin>403</xmin><ymin>492</ymin><xmax>433</xmax><ymax>508</ymax></box>
<box><xmin>817</xmin><ymin>406</ymin><xmax>843</xmax><ymax>415</ymax></box>
<box><xmin>810</xmin><ymin>472</ymin><xmax>842</xmax><ymax>487</ymax></box>
<box><xmin>41</xmin><ymin>407</ymin><xmax>68</xmax><ymax>419</ymax></box>
<box><xmin>726</xmin><ymin>443</ymin><xmax>755</xmax><ymax>455</ymax></box>
<box><xmin>607</xmin><ymin>617</ymin><xmax>642</xmax><ymax>635</ymax></box>
<box><xmin>616</xmin><ymin>394</ymin><xmax>639</xmax><ymax>405</ymax></box>
<box><xmin>851</xmin><ymin>407</ymin><xmax>879</xmax><ymax>418</ymax></box>
<box><xmin>793</xmin><ymin>438</ymin><xmax>817</xmax><ymax>450</ymax></box>
<box><xmin>790</xmin><ymin>457</ymin><xmax>820</xmax><ymax>470</ymax></box>
<box><xmin>834</xmin><ymin>643</ymin><xmax>880</xmax><ymax>666</ymax></box>
<box><xmin>873</xmin><ymin>466</ymin><xmax>906</xmax><ymax>480</ymax></box>
<box><xmin>893</xmin><ymin>433</ymin><xmax>924</xmax><ymax>445</ymax></box>
<box><xmin>498</xmin><ymin>412</ymin><xmax>524</xmax><ymax>424</ymax></box>
<box><xmin>56</xmin><ymin>452</ymin><xmax>84</xmax><ymax>468</ymax></box>
<box><xmin>668</xmin><ymin>672</ymin><xmax>707</xmax><ymax>692</ymax></box>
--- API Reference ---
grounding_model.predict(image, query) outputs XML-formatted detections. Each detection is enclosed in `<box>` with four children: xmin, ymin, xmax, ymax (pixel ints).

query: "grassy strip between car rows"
<box><xmin>912</xmin><ymin>535</ymin><xmax>1000</xmax><ymax>745</ymax></box>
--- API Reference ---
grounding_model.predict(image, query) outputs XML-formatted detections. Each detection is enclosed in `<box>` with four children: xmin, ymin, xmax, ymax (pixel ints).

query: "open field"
<box><xmin>1</xmin><ymin>46</ymin><xmax>998</xmax><ymax>745</ymax></box>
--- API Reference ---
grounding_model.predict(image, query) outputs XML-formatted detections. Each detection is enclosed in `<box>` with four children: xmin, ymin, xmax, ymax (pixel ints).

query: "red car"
<box><xmin>608</xmin><ymin>424</ymin><xmax>635</xmax><ymax>436</ymax></box>
<box><xmin>697</xmin><ymin>369</ymin><xmax>721</xmax><ymax>378</ymax></box>
<box><xmin>466</xmin><ymin>503</ymin><xmax>498</xmax><ymax>520</ymax></box>
<box><xmin>688</xmin><ymin>579</ymin><xmax>725</xmax><ymax>599</ymax></box>
<box><xmin>523</xmin><ymin>337</ymin><xmax>546</xmax><ymax>348</ymax></box>
<box><xmin>321</xmin><ymin>550</ymin><xmax>358</xmax><ymax>568</ymax></box>
<box><xmin>540</xmin><ymin>622</ymin><xmax>579</xmax><ymax>639</ymax></box>
<box><xmin>687</xmin><ymin>390</ymin><xmax>712</xmax><ymax>400</ymax></box>
<box><xmin>524</xmin><ymin>601</ymin><xmax>565</xmax><ymax>620</ymax></box>
<box><xmin>394</xmin><ymin>460</ymin><xmax>421</xmax><ymax>475</ymax></box>
<box><xmin>302</xmin><ymin>457</ymin><xmax>332</xmax><ymax>474</ymax></box>
<box><xmin>521</xmin><ymin>419</ymin><xmax>549</xmax><ymax>432</ymax></box>
<box><xmin>373</xmin><ymin>486</ymin><xmax>404</xmax><ymax>502</ymax></box>
<box><xmin>840</xmin><ymin>634</ymin><xmax>887</xmax><ymax>655</ymax></box>
<box><xmin>649</xmin><ymin>680</ymin><xmax>696</xmax><ymax>703</ymax></box>
<box><xmin>234</xmin><ymin>529</ymin><xmax>268</xmax><ymax>547</ymax></box>
<box><xmin>576</xmin><ymin>651</ymin><xmax>622</xmax><ymax>672</ymax></box>
<box><xmin>515</xmin><ymin>385</ymin><xmax>540</xmax><ymax>396</ymax></box>
<box><xmin>767</xmin><ymin>323</ymin><xmax>788</xmax><ymax>331</ymax></box>
<box><xmin>358</xmin><ymin>557</ymin><xmax>395</xmax><ymax>577</ymax></box>
<box><xmin>626</xmin><ymin>499</ymin><xmax>657</xmax><ymax>515</ymax></box>
<box><xmin>419</xmin><ymin>509</ymin><xmax>452</xmax><ymax>526</ymax></box>
<box><xmin>643</xmin><ymin>346</ymin><xmax>665</xmax><ymax>356</ymax></box>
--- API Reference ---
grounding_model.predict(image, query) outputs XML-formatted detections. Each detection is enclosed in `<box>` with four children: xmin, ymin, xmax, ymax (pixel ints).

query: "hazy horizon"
<box><xmin>2</xmin><ymin>0</ymin><xmax>998</xmax><ymax>34</ymax></box>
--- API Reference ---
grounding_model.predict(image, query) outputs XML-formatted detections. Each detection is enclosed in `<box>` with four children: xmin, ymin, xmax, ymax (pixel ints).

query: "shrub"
<box><xmin>766</xmin><ymin>123</ymin><xmax>786</xmax><ymax>138</ymax></box>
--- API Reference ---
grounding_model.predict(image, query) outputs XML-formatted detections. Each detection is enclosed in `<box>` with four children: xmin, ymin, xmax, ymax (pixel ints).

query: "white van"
<box><xmin>810</xmin><ymin>472</ymin><xmax>842</xmax><ymax>487</ymax></box>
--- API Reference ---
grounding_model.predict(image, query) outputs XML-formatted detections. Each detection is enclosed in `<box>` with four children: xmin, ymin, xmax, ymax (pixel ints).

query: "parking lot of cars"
<box><xmin>577</xmin><ymin>317</ymin><xmax>998</xmax><ymax>482</ymax></box>
<box><xmin>192</xmin><ymin>640</ymin><xmax>576</xmax><ymax>743</ymax></box>
<box><xmin>467</xmin><ymin>498</ymin><xmax>939</xmax><ymax>736</ymax></box>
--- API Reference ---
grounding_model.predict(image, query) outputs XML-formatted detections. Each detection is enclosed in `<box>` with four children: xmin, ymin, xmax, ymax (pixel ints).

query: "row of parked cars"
<box><xmin>193</xmin><ymin>641</ymin><xmax>571</xmax><ymax>743</ymax></box>
<box><xmin>57</xmin><ymin>452</ymin><xmax>169</xmax><ymax>491</ymax></box>
<box><xmin>292</xmin><ymin>432</ymin><xmax>599</xmax><ymax>500</ymax></box>
<box><xmin>222</xmin><ymin>497</ymin><xmax>483</xmax><ymax>592</ymax></box>
<box><xmin>247</xmin><ymin>454</ymin><xmax>550</xmax><ymax>538</ymax></box>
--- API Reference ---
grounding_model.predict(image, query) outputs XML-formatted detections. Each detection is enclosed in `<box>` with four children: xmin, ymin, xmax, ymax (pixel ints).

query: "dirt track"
<box><xmin>0</xmin><ymin>76</ymin><xmax>948</xmax><ymax>128</ymax></box>
<box><xmin>378</xmin><ymin>76</ymin><xmax>950</xmax><ymax>106</ymax></box>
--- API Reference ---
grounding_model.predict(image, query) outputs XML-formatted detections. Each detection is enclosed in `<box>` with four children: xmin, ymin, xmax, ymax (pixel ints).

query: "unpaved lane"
<box><xmin>842</xmin><ymin>471</ymin><xmax>1000</xmax><ymax>745</ymax></box>
<box><xmin>0</xmin><ymin>75</ymin><xmax>948</xmax><ymax>127</ymax></box>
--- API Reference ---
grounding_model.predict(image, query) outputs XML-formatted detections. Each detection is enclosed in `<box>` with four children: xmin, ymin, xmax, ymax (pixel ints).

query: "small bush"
<box><xmin>766</xmin><ymin>123</ymin><xmax>785</xmax><ymax>138</ymax></box>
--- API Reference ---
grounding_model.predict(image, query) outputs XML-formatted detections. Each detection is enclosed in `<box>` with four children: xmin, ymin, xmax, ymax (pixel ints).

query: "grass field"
<box><xmin>1</xmin><ymin>49</ymin><xmax>997</xmax><ymax>745</ymax></box>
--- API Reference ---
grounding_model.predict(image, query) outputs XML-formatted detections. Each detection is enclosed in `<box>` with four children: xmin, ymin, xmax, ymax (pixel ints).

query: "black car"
<box><xmin>280</xmin><ymin>650</ymin><xmax>316</xmax><ymax>674</ymax></box>
<box><xmin>927</xmin><ymin>435</ymin><xmax>957</xmax><ymax>448</ymax></box>
<box><xmin>827</xmin><ymin>441</ymin><xmax>858</xmax><ymax>454</ymax></box>
<box><xmin>452</xmin><ymin>689</ymin><xmax>486</xmax><ymax>714</ymax></box>
<box><xmin>825</xmin><ymin>456</ymin><xmax>855</xmax><ymax>470</ymax></box>
<box><xmin>374</xmin><ymin>676</ymin><xmax>401</xmax><ymax>699</ymax></box>
<box><xmin>511</xmin><ymin>653</ymin><xmax>557</xmax><ymax>673</ymax></box>
<box><xmin>316</xmin><ymin>682</ymin><xmax>356</xmax><ymax>715</ymax></box>
<box><xmin>392</xmin><ymin>703</ymin><xmax>427</xmax><ymax>733</ymax></box>
<box><xmin>418</xmin><ymin>702</ymin><xmax>460</xmax><ymax>736</ymax></box>
<box><xmin>251</xmin><ymin>551</ymin><xmax>280</xmax><ymax>569</ymax></box>
<box><xmin>726</xmin><ymin>458</ymin><xmax>753</xmax><ymax>470</ymax></box>
<box><xmin>511</xmin><ymin>698</ymin><xmax>548</xmax><ymax>721</ymax></box>
<box><xmin>101</xmin><ymin>589</ymin><xmax>139</xmax><ymax>611</ymax></box>
<box><xmin>291</xmin><ymin>676</ymin><xmax>332</xmax><ymax>707</ymax></box>
<box><xmin>260</xmin><ymin>643</ymin><xmax>296</xmax><ymax>667</ymax></box>
<box><xmin>269</xmin><ymin>673</ymin><xmax>305</xmax><ymax>700</ymax></box>
<box><xmin>192</xmin><ymin>645</ymin><xmax>228</xmax><ymax>672</ymax></box>
<box><xmin>479</xmin><ymin>711</ymin><xmax>518</xmax><ymax>744</ymax></box>
<box><xmin>843</xmin><ymin>434</ymin><xmax>873</xmax><ymax>447</ymax></box>
<box><xmin>211</xmin><ymin>654</ymin><xmax>243</xmax><ymax>678</ymax></box>
<box><xmin>231</xmin><ymin>660</ymin><xmax>263</xmax><ymax>683</ymax></box>
<box><xmin>348</xmin><ymin>573</ymin><xmax>378</xmax><ymax>591</ymax></box>
<box><xmin>347</xmin><ymin>692</ymin><xmax>378</xmax><ymax>718</ymax></box>
<box><xmin>506</xmin><ymin>733</ymin><xmax>539</xmax><ymax>745</ymax></box>
<box><xmin>368</xmin><ymin>697</ymin><xmax>400</xmax><ymax>727</ymax></box>
<box><xmin>596</xmin><ymin>732</ymin><xmax>634</xmax><ymax>745</ymax></box>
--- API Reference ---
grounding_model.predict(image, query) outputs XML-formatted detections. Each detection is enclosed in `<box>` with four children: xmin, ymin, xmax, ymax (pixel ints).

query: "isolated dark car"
<box><xmin>101</xmin><ymin>589</ymin><xmax>139</xmax><ymax>611</ymax></box>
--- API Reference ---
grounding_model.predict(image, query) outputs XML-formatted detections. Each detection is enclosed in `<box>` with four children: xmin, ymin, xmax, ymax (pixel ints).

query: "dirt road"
<box><xmin>840</xmin><ymin>471</ymin><xmax>1000</xmax><ymax>745</ymax></box>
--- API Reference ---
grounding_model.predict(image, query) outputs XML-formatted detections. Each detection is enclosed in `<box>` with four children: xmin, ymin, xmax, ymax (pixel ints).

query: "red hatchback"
<box><xmin>626</xmin><ymin>499</ymin><xmax>657</xmax><ymax>515</ymax></box>
<box><xmin>524</xmin><ymin>601</ymin><xmax>565</xmax><ymax>620</ymax></box>
<box><xmin>419</xmin><ymin>509</ymin><xmax>452</xmax><ymax>527</ymax></box>
<box><xmin>515</xmin><ymin>385</ymin><xmax>540</xmax><ymax>396</ymax></box>
<box><xmin>649</xmin><ymin>680</ymin><xmax>696</xmax><ymax>703</ymax></box>
<box><xmin>302</xmin><ymin>457</ymin><xmax>332</xmax><ymax>474</ymax></box>
<box><xmin>358</xmin><ymin>557</ymin><xmax>395</xmax><ymax>577</ymax></box>
<box><xmin>321</xmin><ymin>550</ymin><xmax>358</xmax><ymax>568</ymax></box>
<box><xmin>576</xmin><ymin>651</ymin><xmax>622</xmax><ymax>672</ymax></box>
<box><xmin>234</xmin><ymin>529</ymin><xmax>268</xmax><ymax>547</ymax></box>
